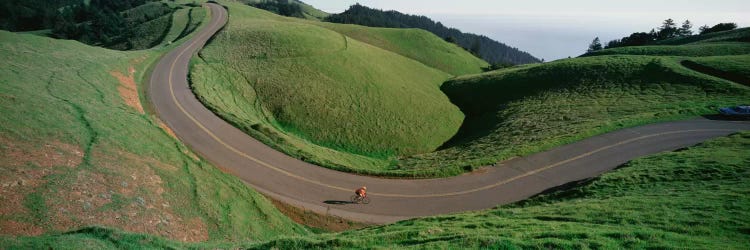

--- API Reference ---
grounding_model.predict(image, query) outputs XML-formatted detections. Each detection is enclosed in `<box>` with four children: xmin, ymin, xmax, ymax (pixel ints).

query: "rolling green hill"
<box><xmin>583</xmin><ymin>42</ymin><xmax>750</xmax><ymax>57</ymax></box>
<box><xmin>393</xmin><ymin>26</ymin><xmax>750</xmax><ymax>177</ymax></box>
<box><xmin>7</xmin><ymin>131</ymin><xmax>749</xmax><ymax>248</ymax></box>
<box><xmin>656</xmin><ymin>27</ymin><xmax>750</xmax><ymax>45</ymax></box>
<box><xmin>399</xmin><ymin>54</ymin><xmax>750</xmax><ymax>176</ymax></box>
<box><xmin>311</xmin><ymin>22</ymin><xmax>489</xmax><ymax>76</ymax></box>
<box><xmin>395</xmin><ymin>26</ymin><xmax>750</xmax><ymax>176</ymax></box>
<box><xmin>2</xmin><ymin>0</ymin><xmax>750</xmax><ymax>248</ymax></box>
<box><xmin>191</xmin><ymin>1</ymin><xmax>750</xmax><ymax>177</ymax></box>
<box><xmin>255</xmin><ymin>131</ymin><xmax>750</xmax><ymax>249</ymax></box>
<box><xmin>240</xmin><ymin>0</ymin><xmax>329</xmax><ymax>20</ymax></box>
<box><xmin>324</xmin><ymin>3</ymin><xmax>541</xmax><ymax>65</ymax></box>
<box><xmin>190</xmin><ymin>1</ymin><xmax>484</xmax><ymax>175</ymax></box>
<box><xmin>0</xmin><ymin>25</ymin><xmax>306</xmax><ymax>242</ymax></box>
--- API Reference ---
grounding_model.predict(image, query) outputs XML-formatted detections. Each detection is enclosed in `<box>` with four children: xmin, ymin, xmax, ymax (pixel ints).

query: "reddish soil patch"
<box><xmin>0</xmin><ymin>139</ymin><xmax>209</xmax><ymax>242</ymax></box>
<box><xmin>0</xmin><ymin>137</ymin><xmax>83</xmax><ymax>168</ymax></box>
<box><xmin>0</xmin><ymin>167</ymin><xmax>51</xmax><ymax>216</ymax></box>
<box><xmin>158</xmin><ymin>121</ymin><xmax>178</xmax><ymax>140</ymax></box>
<box><xmin>0</xmin><ymin>220</ymin><xmax>44</xmax><ymax>236</ymax></box>
<box><xmin>111</xmin><ymin>66</ymin><xmax>144</xmax><ymax>114</ymax></box>
<box><xmin>0</xmin><ymin>137</ymin><xmax>80</xmax><ymax>231</ymax></box>
<box><xmin>0</xmin><ymin>145</ymin><xmax>60</xmax><ymax>237</ymax></box>
<box><xmin>45</xmin><ymin>151</ymin><xmax>208</xmax><ymax>242</ymax></box>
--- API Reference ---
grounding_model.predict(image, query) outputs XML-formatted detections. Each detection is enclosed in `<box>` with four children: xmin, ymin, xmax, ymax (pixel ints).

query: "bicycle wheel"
<box><xmin>350</xmin><ymin>195</ymin><xmax>361</xmax><ymax>203</ymax></box>
<box><xmin>361</xmin><ymin>196</ymin><xmax>371</xmax><ymax>204</ymax></box>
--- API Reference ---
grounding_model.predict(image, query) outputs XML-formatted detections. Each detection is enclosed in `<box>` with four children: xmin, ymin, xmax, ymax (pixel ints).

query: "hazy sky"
<box><xmin>304</xmin><ymin>0</ymin><xmax>750</xmax><ymax>60</ymax></box>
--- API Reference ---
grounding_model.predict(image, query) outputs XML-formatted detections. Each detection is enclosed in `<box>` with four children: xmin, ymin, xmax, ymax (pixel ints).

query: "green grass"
<box><xmin>162</xmin><ymin>7</ymin><xmax>192</xmax><ymax>44</ymax></box>
<box><xmin>6</xmin><ymin>131</ymin><xmax>749</xmax><ymax>249</ymax></box>
<box><xmin>0</xmin><ymin>28</ymin><xmax>307</xmax><ymax>241</ymax></box>
<box><xmin>656</xmin><ymin>27</ymin><xmax>750</xmax><ymax>45</ymax></box>
<box><xmin>311</xmin><ymin>22</ymin><xmax>488</xmax><ymax>75</ymax></box>
<box><xmin>162</xmin><ymin>5</ymin><xmax>208</xmax><ymax>46</ymax></box>
<box><xmin>397</xmin><ymin>55</ymin><xmax>750</xmax><ymax>176</ymax></box>
<box><xmin>119</xmin><ymin>13</ymin><xmax>175</xmax><ymax>50</ymax></box>
<box><xmin>22</xmin><ymin>191</ymin><xmax>48</xmax><ymax>227</ymax></box>
<box><xmin>584</xmin><ymin>42</ymin><xmax>750</xmax><ymax>57</ymax></box>
<box><xmin>683</xmin><ymin>55</ymin><xmax>750</xmax><ymax>86</ymax></box>
<box><xmin>190</xmin><ymin>2</ymin><xmax>750</xmax><ymax>177</ymax></box>
<box><xmin>177</xmin><ymin>6</ymin><xmax>206</xmax><ymax>42</ymax></box>
<box><xmin>239</xmin><ymin>0</ymin><xmax>330</xmax><ymax>20</ymax></box>
<box><xmin>191</xmin><ymin>1</ymin><xmax>476</xmax><ymax>175</ymax></box>
<box><xmin>121</xmin><ymin>2</ymin><xmax>173</xmax><ymax>24</ymax></box>
<box><xmin>106</xmin><ymin>1</ymin><xmax>176</xmax><ymax>50</ymax></box>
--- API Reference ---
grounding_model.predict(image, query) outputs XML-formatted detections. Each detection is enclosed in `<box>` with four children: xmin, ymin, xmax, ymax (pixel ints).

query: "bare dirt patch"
<box><xmin>47</xmin><ymin>164</ymin><xmax>209</xmax><ymax>242</ymax></box>
<box><xmin>158</xmin><ymin>121</ymin><xmax>178</xmax><ymax>140</ymax></box>
<box><xmin>0</xmin><ymin>167</ymin><xmax>52</xmax><ymax>216</ymax></box>
<box><xmin>0</xmin><ymin>137</ymin><xmax>83</xmax><ymax>168</ymax></box>
<box><xmin>55</xmin><ymin>150</ymin><xmax>207</xmax><ymax>242</ymax></box>
<box><xmin>111</xmin><ymin>66</ymin><xmax>144</xmax><ymax>114</ymax></box>
<box><xmin>0</xmin><ymin>156</ymin><xmax>60</xmax><ymax>236</ymax></box>
<box><xmin>1</xmin><ymin>142</ymin><xmax>209</xmax><ymax>241</ymax></box>
<box><xmin>0</xmin><ymin>220</ymin><xmax>44</xmax><ymax>236</ymax></box>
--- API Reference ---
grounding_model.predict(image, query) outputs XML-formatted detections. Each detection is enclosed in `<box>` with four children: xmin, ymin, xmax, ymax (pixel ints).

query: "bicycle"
<box><xmin>350</xmin><ymin>194</ymin><xmax>371</xmax><ymax>204</ymax></box>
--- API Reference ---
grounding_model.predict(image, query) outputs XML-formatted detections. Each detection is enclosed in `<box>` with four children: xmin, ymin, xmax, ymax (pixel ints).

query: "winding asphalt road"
<box><xmin>149</xmin><ymin>3</ymin><xmax>750</xmax><ymax>223</ymax></box>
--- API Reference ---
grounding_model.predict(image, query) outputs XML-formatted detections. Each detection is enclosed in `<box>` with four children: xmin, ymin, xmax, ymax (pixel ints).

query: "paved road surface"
<box><xmin>149</xmin><ymin>3</ymin><xmax>750</xmax><ymax>223</ymax></box>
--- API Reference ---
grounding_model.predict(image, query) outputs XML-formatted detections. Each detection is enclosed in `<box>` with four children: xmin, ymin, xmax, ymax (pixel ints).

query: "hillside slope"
<box><xmin>325</xmin><ymin>3</ymin><xmax>540</xmax><ymax>65</ymax></box>
<box><xmin>259</xmin><ymin>131</ymin><xmax>750</xmax><ymax>249</ymax></box>
<box><xmin>0</xmin><ymin>28</ymin><xmax>307</xmax><ymax>241</ymax></box>
<box><xmin>191</xmin><ymin>1</ymin><xmax>475</xmax><ymax>175</ymax></box>
<box><xmin>583</xmin><ymin>42</ymin><xmax>750</xmax><ymax>57</ymax></box>
<box><xmin>190</xmin><ymin>2</ymin><xmax>750</xmax><ymax>177</ymax></box>
<box><xmin>388</xmin><ymin>28</ymin><xmax>750</xmax><ymax>176</ymax></box>
<box><xmin>7</xmin><ymin>131</ymin><xmax>749</xmax><ymax>248</ymax></box>
<box><xmin>397</xmin><ymin>54</ymin><xmax>750</xmax><ymax>176</ymax></box>
<box><xmin>311</xmin><ymin>22</ymin><xmax>488</xmax><ymax>76</ymax></box>
<box><xmin>240</xmin><ymin>0</ymin><xmax>329</xmax><ymax>20</ymax></box>
<box><xmin>656</xmin><ymin>27</ymin><xmax>750</xmax><ymax>45</ymax></box>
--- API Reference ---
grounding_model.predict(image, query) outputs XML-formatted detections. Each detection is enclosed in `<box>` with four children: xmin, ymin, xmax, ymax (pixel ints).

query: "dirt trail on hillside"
<box><xmin>111</xmin><ymin>66</ymin><xmax>144</xmax><ymax>114</ymax></box>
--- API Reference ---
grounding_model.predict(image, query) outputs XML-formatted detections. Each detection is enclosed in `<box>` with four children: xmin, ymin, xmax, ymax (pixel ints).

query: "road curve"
<box><xmin>149</xmin><ymin>3</ymin><xmax>750</xmax><ymax>224</ymax></box>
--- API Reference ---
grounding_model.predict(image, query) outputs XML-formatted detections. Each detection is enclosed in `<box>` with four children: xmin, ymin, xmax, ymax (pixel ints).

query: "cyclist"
<box><xmin>355</xmin><ymin>186</ymin><xmax>367</xmax><ymax>199</ymax></box>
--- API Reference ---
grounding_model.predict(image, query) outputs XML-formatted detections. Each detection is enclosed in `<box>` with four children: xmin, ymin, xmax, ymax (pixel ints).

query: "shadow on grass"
<box><xmin>681</xmin><ymin>60</ymin><xmax>750</xmax><ymax>87</ymax></box>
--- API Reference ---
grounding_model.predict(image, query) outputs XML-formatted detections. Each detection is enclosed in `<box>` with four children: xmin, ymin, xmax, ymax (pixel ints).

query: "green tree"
<box><xmin>699</xmin><ymin>23</ymin><xmax>738</xmax><ymax>34</ymax></box>
<box><xmin>51</xmin><ymin>8</ymin><xmax>77</xmax><ymax>39</ymax></box>
<box><xmin>587</xmin><ymin>37</ymin><xmax>602</xmax><ymax>52</ymax></box>
<box><xmin>470</xmin><ymin>38</ymin><xmax>481</xmax><ymax>56</ymax></box>
<box><xmin>678</xmin><ymin>20</ymin><xmax>693</xmax><ymax>36</ymax></box>
<box><xmin>657</xmin><ymin>18</ymin><xmax>678</xmax><ymax>39</ymax></box>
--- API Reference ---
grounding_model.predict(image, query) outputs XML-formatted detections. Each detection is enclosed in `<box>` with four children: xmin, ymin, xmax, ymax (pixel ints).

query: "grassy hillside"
<box><xmin>324</xmin><ymin>3</ymin><xmax>541</xmax><ymax>65</ymax></box>
<box><xmin>162</xmin><ymin>6</ymin><xmax>193</xmax><ymax>44</ymax></box>
<box><xmin>684</xmin><ymin>55</ymin><xmax>750</xmax><ymax>86</ymax></box>
<box><xmin>259</xmin><ymin>131</ymin><xmax>750</xmax><ymax>249</ymax></box>
<box><xmin>190</xmin><ymin>1</ymin><xmax>750</xmax><ymax>177</ymax></box>
<box><xmin>191</xmin><ymin>1</ymin><xmax>476</xmax><ymax>175</ymax></box>
<box><xmin>311</xmin><ymin>22</ymin><xmax>488</xmax><ymax>75</ymax></box>
<box><xmin>587</xmin><ymin>28</ymin><xmax>750</xmax><ymax>57</ymax></box>
<box><xmin>398</xmin><ymin>54</ymin><xmax>750</xmax><ymax>176</ymax></box>
<box><xmin>240</xmin><ymin>0</ymin><xmax>329</xmax><ymax>20</ymax></box>
<box><xmin>0</xmin><ymin>26</ymin><xmax>307</xmax><ymax>242</ymax></box>
<box><xmin>7</xmin><ymin>131</ymin><xmax>749</xmax><ymax>248</ymax></box>
<box><xmin>584</xmin><ymin>42</ymin><xmax>750</xmax><ymax>57</ymax></box>
<box><xmin>656</xmin><ymin>27</ymin><xmax>750</xmax><ymax>45</ymax></box>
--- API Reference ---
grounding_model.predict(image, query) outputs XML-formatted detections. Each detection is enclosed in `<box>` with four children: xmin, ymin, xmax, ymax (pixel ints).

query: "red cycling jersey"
<box><xmin>355</xmin><ymin>187</ymin><xmax>367</xmax><ymax>197</ymax></box>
